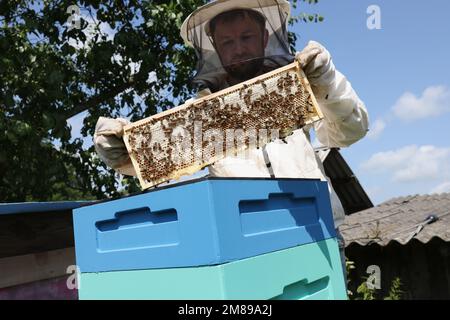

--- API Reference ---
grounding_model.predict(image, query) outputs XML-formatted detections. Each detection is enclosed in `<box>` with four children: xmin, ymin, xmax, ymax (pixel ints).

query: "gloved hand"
<box><xmin>295</xmin><ymin>40</ymin><xmax>336</xmax><ymax>93</ymax></box>
<box><xmin>93</xmin><ymin>117</ymin><xmax>136</xmax><ymax>176</ymax></box>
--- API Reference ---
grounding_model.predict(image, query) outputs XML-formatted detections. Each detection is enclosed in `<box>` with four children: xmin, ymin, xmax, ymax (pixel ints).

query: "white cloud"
<box><xmin>367</xmin><ymin>118</ymin><xmax>386</xmax><ymax>140</ymax></box>
<box><xmin>365</xmin><ymin>186</ymin><xmax>383</xmax><ymax>202</ymax></box>
<box><xmin>430</xmin><ymin>181</ymin><xmax>450</xmax><ymax>194</ymax></box>
<box><xmin>361</xmin><ymin>145</ymin><xmax>450</xmax><ymax>183</ymax></box>
<box><xmin>392</xmin><ymin>85</ymin><xmax>450</xmax><ymax>122</ymax></box>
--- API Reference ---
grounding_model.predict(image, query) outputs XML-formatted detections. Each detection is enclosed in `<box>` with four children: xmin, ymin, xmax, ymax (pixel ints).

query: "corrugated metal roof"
<box><xmin>0</xmin><ymin>201</ymin><xmax>95</xmax><ymax>216</ymax></box>
<box><xmin>340</xmin><ymin>193</ymin><xmax>450</xmax><ymax>246</ymax></box>
<box><xmin>315</xmin><ymin>147</ymin><xmax>374</xmax><ymax>215</ymax></box>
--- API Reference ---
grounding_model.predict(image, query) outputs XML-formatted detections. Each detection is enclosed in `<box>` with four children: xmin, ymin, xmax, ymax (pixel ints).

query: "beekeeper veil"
<box><xmin>180</xmin><ymin>0</ymin><xmax>294</xmax><ymax>93</ymax></box>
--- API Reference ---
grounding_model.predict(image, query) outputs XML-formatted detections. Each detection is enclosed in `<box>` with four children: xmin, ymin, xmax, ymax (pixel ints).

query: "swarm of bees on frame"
<box><xmin>125</xmin><ymin>67</ymin><xmax>319</xmax><ymax>188</ymax></box>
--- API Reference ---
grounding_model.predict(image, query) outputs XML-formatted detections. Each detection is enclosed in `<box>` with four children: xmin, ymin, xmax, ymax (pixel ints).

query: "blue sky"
<box><xmin>290</xmin><ymin>0</ymin><xmax>450</xmax><ymax>204</ymax></box>
<box><xmin>68</xmin><ymin>0</ymin><xmax>450</xmax><ymax>205</ymax></box>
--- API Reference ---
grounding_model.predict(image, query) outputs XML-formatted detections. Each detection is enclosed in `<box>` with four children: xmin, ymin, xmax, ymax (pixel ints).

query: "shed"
<box><xmin>0</xmin><ymin>201</ymin><xmax>94</xmax><ymax>299</ymax></box>
<box><xmin>340</xmin><ymin>193</ymin><xmax>450</xmax><ymax>299</ymax></box>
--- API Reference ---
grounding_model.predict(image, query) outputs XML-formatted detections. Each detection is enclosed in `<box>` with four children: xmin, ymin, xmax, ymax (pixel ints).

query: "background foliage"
<box><xmin>0</xmin><ymin>0</ymin><xmax>322</xmax><ymax>201</ymax></box>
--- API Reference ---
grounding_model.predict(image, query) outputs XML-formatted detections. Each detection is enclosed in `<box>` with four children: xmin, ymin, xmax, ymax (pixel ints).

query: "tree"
<box><xmin>0</xmin><ymin>0</ymin><xmax>322</xmax><ymax>202</ymax></box>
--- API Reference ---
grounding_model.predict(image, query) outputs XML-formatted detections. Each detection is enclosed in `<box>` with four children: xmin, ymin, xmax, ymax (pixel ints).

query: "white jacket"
<box><xmin>104</xmin><ymin>62</ymin><xmax>369</xmax><ymax>228</ymax></box>
<box><xmin>207</xmin><ymin>69</ymin><xmax>369</xmax><ymax>228</ymax></box>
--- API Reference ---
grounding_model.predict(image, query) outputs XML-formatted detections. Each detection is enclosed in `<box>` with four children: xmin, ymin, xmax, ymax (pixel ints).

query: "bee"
<box><xmin>261</xmin><ymin>81</ymin><xmax>267</xmax><ymax>91</ymax></box>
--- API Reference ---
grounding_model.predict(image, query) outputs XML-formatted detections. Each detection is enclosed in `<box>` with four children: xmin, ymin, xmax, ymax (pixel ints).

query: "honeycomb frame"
<box><xmin>124</xmin><ymin>61</ymin><xmax>323</xmax><ymax>189</ymax></box>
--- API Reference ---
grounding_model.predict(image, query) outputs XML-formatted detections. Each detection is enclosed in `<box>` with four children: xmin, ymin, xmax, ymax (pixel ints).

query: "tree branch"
<box><xmin>65</xmin><ymin>77</ymin><xmax>135</xmax><ymax>119</ymax></box>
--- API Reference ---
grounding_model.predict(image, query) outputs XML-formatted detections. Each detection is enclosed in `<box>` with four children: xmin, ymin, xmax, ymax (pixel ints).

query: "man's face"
<box><xmin>212</xmin><ymin>13</ymin><xmax>268</xmax><ymax>82</ymax></box>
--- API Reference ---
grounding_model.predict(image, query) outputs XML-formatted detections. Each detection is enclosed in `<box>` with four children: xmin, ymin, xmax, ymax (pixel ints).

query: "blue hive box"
<box><xmin>73</xmin><ymin>177</ymin><xmax>337</xmax><ymax>272</ymax></box>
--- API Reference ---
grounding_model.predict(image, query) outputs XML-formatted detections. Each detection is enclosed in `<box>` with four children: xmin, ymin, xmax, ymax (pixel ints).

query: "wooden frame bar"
<box><xmin>124</xmin><ymin>61</ymin><xmax>323</xmax><ymax>189</ymax></box>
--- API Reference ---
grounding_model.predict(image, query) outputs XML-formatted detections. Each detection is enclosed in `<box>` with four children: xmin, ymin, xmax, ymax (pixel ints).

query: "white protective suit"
<box><xmin>199</xmin><ymin>64</ymin><xmax>369</xmax><ymax>228</ymax></box>
<box><xmin>93</xmin><ymin>2</ymin><xmax>369</xmax><ymax>285</ymax></box>
<box><xmin>94</xmin><ymin>0</ymin><xmax>370</xmax><ymax>230</ymax></box>
<box><xmin>180</xmin><ymin>0</ymin><xmax>370</xmax><ymax>228</ymax></box>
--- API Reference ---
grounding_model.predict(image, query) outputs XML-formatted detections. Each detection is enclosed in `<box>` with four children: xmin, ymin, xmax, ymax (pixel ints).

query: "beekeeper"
<box><xmin>94</xmin><ymin>0</ymin><xmax>369</xmax><ymax>281</ymax></box>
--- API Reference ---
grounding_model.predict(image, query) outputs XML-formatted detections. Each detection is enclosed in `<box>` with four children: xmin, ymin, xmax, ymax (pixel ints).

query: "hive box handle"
<box><xmin>238</xmin><ymin>193</ymin><xmax>319</xmax><ymax>236</ymax></box>
<box><xmin>96</xmin><ymin>207</ymin><xmax>178</xmax><ymax>232</ymax></box>
<box><xmin>271</xmin><ymin>276</ymin><xmax>330</xmax><ymax>300</ymax></box>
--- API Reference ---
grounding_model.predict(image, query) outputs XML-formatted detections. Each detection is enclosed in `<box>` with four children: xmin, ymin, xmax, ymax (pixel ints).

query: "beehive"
<box><xmin>123</xmin><ymin>61</ymin><xmax>323</xmax><ymax>189</ymax></box>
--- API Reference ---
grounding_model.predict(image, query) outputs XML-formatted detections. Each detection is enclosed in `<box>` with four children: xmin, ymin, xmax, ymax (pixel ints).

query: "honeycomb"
<box><xmin>123</xmin><ymin>61</ymin><xmax>323</xmax><ymax>189</ymax></box>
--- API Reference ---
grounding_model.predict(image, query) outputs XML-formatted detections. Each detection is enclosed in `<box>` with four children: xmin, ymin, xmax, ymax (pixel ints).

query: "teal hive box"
<box><xmin>73</xmin><ymin>177</ymin><xmax>337</xmax><ymax>273</ymax></box>
<box><xmin>78</xmin><ymin>238</ymin><xmax>347</xmax><ymax>300</ymax></box>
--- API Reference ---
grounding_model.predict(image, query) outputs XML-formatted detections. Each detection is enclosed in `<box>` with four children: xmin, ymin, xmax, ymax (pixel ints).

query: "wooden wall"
<box><xmin>0</xmin><ymin>209</ymin><xmax>77</xmax><ymax>299</ymax></box>
<box><xmin>346</xmin><ymin>238</ymin><xmax>450</xmax><ymax>299</ymax></box>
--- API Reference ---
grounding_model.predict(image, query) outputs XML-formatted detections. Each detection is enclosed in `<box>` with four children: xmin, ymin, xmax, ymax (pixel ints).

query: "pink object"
<box><xmin>0</xmin><ymin>276</ymin><xmax>78</xmax><ymax>300</ymax></box>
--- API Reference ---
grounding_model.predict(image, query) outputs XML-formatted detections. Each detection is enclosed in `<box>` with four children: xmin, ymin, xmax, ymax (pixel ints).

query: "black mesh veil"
<box><xmin>180</xmin><ymin>0</ymin><xmax>295</xmax><ymax>93</ymax></box>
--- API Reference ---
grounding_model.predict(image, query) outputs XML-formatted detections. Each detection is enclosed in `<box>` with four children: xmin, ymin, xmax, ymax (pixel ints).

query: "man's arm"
<box><xmin>93</xmin><ymin>90</ymin><xmax>209</xmax><ymax>177</ymax></box>
<box><xmin>296</xmin><ymin>41</ymin><xmax>369</xmax><ymax>147</ymax></box>
<box><xmin>94</xmin><ymin>117</ymin><xmax>137</xmax><ymax>176</ymax></box>
<box><xmin>313</xmin><ymin>70</ymin><xmax>369</xmax><ymax>147</ymax></box>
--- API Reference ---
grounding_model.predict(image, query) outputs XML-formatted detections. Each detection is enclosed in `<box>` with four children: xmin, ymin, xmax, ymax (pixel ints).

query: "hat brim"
<box><xmin>180</xmin><ymin>0</ymin><xmax>290</xmax><ymax>47</ymax></box>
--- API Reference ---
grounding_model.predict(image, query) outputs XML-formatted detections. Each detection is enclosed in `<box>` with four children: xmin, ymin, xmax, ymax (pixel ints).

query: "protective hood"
<box><xmin>180</xmin><ymin>0</ymin><xmax>295</xmax><ymax>92</ymax></box>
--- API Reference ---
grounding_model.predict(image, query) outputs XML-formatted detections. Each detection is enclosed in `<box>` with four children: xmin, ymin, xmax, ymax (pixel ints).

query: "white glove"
<box><xmin>93</xmin><ymin>117</ymin><xmax>136</xmax><ymax>176</ymax></box>
<box><xmin>295</xmin><ymin>41</ymin><xmax>336</xmax><ymax>96</ymax></box>
<box><xmin>297</xmin><ymin>41</ymin><xmax>370</xmax><ymax>148</ymax></box>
